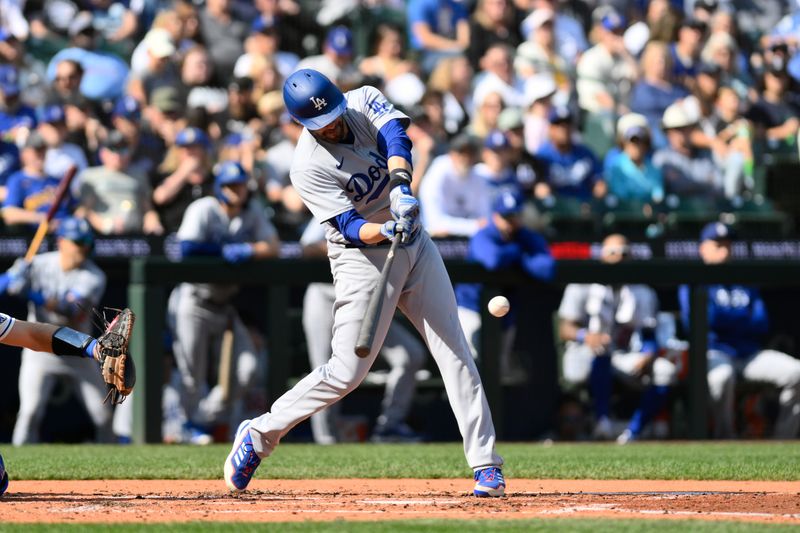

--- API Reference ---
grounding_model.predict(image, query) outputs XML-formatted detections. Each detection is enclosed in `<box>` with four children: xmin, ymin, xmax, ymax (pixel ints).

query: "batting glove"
<box><xmin>5</xmin><ymin>259</ymin><xmax>30</xmax><ymax>296</ymax></box>
<box><xmin>389</xmin><ymin>184</ymin><xmax>419</xmax><ymax>221</ymax></box>
<box><xmin>222</xmin><ymin>243</ymin><xmax>254</xmax><ymax>264</ymax></box>
<box><xmin>380</xmin><ymin>217</ymin><xmax>418</xmax><ymax>244</ymax></box>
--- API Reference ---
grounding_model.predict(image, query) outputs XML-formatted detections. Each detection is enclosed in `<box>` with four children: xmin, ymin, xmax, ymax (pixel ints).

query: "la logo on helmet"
<box><xmin>310</xmin><ymin>96</ymin><xmax>327</xmax><ymax>111</ymax></box>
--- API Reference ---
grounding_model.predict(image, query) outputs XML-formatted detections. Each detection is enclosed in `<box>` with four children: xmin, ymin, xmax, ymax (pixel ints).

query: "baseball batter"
<box><xmin>2</xmin><ymin>218</ymin><xmax>111</xmax><ymax>445</ymax></box>
<box><xmin>225</xmin><ymin>69</ymin><xmax>505</xmax><ymax>497</ymax></box>
<box><xmin>300</xmin><ymin>218</ymin><xmax>426</xmax><ymax>443</ymax></box>
<box><xmin>169</xmin><ymin>161</ymin><xmax>280</xmax><ymax>444</ymax></box>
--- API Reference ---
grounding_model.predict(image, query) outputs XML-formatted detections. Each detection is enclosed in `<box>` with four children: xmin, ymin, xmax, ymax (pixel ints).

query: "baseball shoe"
<box><xmin>0</xmin><ymin>453</ymin><xmax>8</xmax><ymax>496</ymax></box>
<box><xmin>593</xmin><ymin>416</ymin><xmax>614</xmax><ymax>440</ymax></box>
<box><xmin>616</xmin><ymin>428</ymin><xmax>635</xmax><ymax>445</ymax></box>
<box><xmin>224</xmin><ymin>419</ymin><xmax>261</xmax><ymax>492</ymax></box>
<box><xmin>371</xmin><ymin>423</ymin><xmax>424</xmax><ymax>443</ymax></box>
<box><xmin>182</xmin><ymin>422</ymin><xmax>213</xmax><ymax>446</ymax></box>
<box><xmin>473</xmin><ymin>466</ymin><xmax>505</xmax><ymax>497</ymax></box>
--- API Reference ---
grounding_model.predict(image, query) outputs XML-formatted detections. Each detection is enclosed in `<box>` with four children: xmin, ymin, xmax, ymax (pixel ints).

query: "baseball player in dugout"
<box><xmin>0</xmin><ymin>217</ymin><xmax>110</xmax><ymax>444</ymax></box>
<box><xmin>456</xmin><ymin>190</ymin><xmax>556</xmax><ymax>378</ymax></box>
<box><xmin>679</xmin><ymin>222</ymin><xmax>800</xmax><ymax>439</ymax></box>
<box><xmin>558</xmin><ymin>234</ymin><xmax>678</xmax><ymax>444</ymax></box>
<box><xmin>225</xmin><ymin>69</ymin><xmax>506</xmax><ymax>498</ymax></box>
<box><xmin>300</xmin><ymin>217</ymin><xmax>426</xmax><ymax>444</ymax></box>
<box><xmin>169</xmin><ymin>161</ymin><xmax>280</xmax><ymax>445</ymax></box>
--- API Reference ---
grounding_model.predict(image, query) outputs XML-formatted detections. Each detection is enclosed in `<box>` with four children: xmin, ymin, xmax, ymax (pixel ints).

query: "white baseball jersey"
<box><xmin>289</xmin><ymin>85</ymin><xmax>409</xmax><ymax>247</ymax></box>
<box><xmin>28</xmin><ymin>252</ymin><xmax>106</xmax><ymax>331</ymax></box>
<box><xmin>177</xmin><ymin>196</ymin><xmax>277</xmax><ymax>302</ymax></box>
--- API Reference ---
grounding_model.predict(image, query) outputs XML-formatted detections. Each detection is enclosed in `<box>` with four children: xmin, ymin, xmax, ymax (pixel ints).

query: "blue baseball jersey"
<box><xmin>3</xmin><ymin>170</ymin><xmax>75</xmax><ymax>219</ymax></box>
<box><xmin>455</xmin><ymin>221</ymin><xmax>555</xmax><ymax>317</ymax></box>
<box><xmin>0</xmin><ymin>105</ymin><xmax>36</xmax><ymax>134</ymax></box>
<box><xmin>679</xmin><ymin>284</ymin><xmax>769</xmax><ymax>359</ymax></box>
<box><xmin>289</xmin><ymin>85</ymin><xmax>409</xmax><ymax>247</ymax></box>
<box><xmin>0</xmin><ymin>141</ymin><xmax>20</xmax><ymax>185</ymax></box>
<box><xmin>536</xmin><ymin>141</ymin><xmax>601</xmax><ymax>200</ymax></box>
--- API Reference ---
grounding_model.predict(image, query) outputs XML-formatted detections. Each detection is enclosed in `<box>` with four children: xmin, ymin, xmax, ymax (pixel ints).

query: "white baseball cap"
<box><xmin>523</xmin><ymin>73</ymin><xmax>557</xmax><ymax>107</ymax></box>
<box><xmin>662</xmin><ymin>100</ymin><xmax>697</xmax><ymax>130</ymax></box>
<box><xmin>616</xmin><ymin>113</ymin><xmax>649</xmax><ymax>139</ymax></box>
<box><xmin>145</xmin><ymin>29</ymin><xmax>176</xmax><ymax>59</ymax></box>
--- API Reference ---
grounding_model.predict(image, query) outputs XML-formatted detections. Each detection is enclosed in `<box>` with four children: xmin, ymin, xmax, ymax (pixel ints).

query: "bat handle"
<box><xmin>354</xmin><ymin>235</ymin><xmax>401</xmax><ymax>357</ymax></box>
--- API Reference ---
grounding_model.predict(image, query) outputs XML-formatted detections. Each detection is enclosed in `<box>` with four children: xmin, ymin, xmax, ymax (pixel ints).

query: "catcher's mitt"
<box><xmin>94</xmin><ymin>308</ymin><xmax>136</xmax><ymax>405</ymax></box>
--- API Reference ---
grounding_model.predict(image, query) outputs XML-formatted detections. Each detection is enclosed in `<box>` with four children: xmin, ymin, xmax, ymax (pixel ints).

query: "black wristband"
<box><xmin>388</xmin><ymin>168</ymin><xmax>412</xmax><ymax>191</ymax></box>
<box><xmin>52</xmin><ymin>326</ymin><xmax>94</xmax><ymax>357</ymax></box>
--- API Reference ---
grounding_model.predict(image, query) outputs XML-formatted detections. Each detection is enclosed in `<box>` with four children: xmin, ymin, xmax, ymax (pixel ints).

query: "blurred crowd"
<box><xmin>2</xmin><ymin>0</ymin><xmax>800</xmax><ymax>242</ymax></box>
<box><xmin>1</xmin><ymin>0</ymin><xmax>800</xmax><ymax>445</ymax></box>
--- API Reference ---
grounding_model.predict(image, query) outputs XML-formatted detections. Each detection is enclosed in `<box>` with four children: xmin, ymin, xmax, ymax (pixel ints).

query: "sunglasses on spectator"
<box><xmin>55</xmin><ymin>73</ymin><xmax>80</xmax><ymax>83</ymax></box>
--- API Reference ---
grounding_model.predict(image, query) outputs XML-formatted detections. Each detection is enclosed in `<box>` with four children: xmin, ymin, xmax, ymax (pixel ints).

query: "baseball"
<box><xmin>488</xmin><ymin>296</ymin><xmax>510</xmax><ymax>317</ymax></box>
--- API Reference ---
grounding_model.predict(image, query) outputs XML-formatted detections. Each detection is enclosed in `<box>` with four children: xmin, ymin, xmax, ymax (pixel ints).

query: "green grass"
<box><xmin>0</xmin><ymin>520</ymin><xmax>795</xmax><ymax>532</ymax></box>
<box><xmin>2</xmin><ymin>441</ymin><xmax>798</xmax><ymax>481</ymax></box>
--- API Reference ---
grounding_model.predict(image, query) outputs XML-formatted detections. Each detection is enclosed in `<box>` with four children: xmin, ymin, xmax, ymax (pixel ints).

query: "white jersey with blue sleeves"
<box><xmin>289</xmin><ymin>85</ymin><xmax>409</xmax><ymax>247</ymax></box>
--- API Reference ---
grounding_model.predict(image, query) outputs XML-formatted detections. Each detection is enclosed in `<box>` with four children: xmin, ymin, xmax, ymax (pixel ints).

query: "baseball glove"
<box><xmin>94</xmin><ymin>308</ymin><xmax>136</xmax><ymax>405</ymax></box>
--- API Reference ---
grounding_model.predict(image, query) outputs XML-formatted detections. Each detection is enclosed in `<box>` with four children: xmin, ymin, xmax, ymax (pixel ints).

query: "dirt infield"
<box><xmin>2</xmin><ymin>480</ymin><xmax>799</xmax><ymax>524</ymax></box>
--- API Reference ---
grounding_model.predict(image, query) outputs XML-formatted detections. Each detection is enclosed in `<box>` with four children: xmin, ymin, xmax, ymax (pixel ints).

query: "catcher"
<box><xmin>0</xmin><ymin>308</ymin><xmax>135</xmax><ymax>495</ymax></box>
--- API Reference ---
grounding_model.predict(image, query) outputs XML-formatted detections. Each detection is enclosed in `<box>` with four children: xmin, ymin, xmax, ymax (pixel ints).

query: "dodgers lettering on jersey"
<box><xmin>289</xmin><ymin>86</ymin><xmax>410</xmax><ymax>246</ymax></box>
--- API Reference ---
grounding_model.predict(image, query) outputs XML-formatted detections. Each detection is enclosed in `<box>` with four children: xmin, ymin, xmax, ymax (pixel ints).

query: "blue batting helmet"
<box><xmin>282</xmin><ymin>69</ymin><xmax>346</xmax><ymax>130</ymax></box>
<box><xmin>57</xmin><ymin>217</ymin><xmax>94</xmax><ymax>247</ymax></box>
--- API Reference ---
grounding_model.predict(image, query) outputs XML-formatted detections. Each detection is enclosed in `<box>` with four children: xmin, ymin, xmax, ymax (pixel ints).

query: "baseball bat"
<box><xmin>354</xmin><ymin>234</ymin><xmax>401</xmax><ymax>358</ymax></box>
<box><xmin>218</xmin><ymin>326</ymin><xmax>234</xmax><ymax>403</ymax></box>
<box><xmin>24</xmin><ymin>165</ymin><xmax>78</xmax><ymax>263</ymax></box>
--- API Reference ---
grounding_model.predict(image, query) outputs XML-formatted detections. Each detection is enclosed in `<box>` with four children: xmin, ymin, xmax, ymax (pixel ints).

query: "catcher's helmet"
<box><xmin>57</xmin><ymin>217</ymin><xmax>94</xmax><ymax>247</ymax></box>
<box><xmin>282</xmin><ymin>69</ymin><xmax>346</xmax><ymax>130</ymax></box>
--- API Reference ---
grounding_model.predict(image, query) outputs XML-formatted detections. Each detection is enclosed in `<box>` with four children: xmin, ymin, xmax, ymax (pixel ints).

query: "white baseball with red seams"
<box><xmin>488</xmin><ymin>296</ymin><xmax>510</xmax><ymax>318</ymax></box>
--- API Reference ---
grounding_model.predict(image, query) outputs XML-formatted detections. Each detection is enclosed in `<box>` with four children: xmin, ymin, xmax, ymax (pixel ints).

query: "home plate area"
<box><xmin>2</xmin><ymin>479</ymin><xmax>798</xmax><ymax>524</ymax></box>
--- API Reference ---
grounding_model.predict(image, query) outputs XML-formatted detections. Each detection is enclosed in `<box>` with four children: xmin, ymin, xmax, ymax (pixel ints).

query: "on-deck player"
<box><xmin>224</xmin><ymin>69</ymin><xmax>506</xmax><ymax>497</ymax></box>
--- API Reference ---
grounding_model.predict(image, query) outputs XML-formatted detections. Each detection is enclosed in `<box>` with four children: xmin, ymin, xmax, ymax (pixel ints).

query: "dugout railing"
<box><xmin>127</xmin><ymin>257</ymin><xmax>800</xmax><ymax>444</ymax></box>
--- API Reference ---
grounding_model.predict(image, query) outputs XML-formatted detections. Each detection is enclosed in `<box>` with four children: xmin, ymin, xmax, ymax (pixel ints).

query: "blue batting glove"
<box><xmin>389</xmin><ymin>185</ymin><xmax>419</xmax><ymax>221</ymax></box>
<box><xmin>222</xmin><ymin>243</ymin><xmax>254</xmax><ymax>264</ymax></box>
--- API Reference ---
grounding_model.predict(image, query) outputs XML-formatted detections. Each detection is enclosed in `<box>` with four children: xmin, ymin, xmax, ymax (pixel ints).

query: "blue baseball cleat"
<box><xmin>0</xmin><ymin>452</ymin><xmax>8</xmax><ymax>496</ymax></box>
<box><xmin>473</xmin><ymin>466</ymin><xmax>505</xmax><ymax>497</ymax></box>
<box><xmin>224</xmin><ymin>419</ymin><xmax>261</xmax><ymax>492</ymax></box>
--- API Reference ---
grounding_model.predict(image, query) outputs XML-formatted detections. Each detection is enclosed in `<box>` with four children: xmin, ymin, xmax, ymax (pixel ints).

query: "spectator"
<box><xmin>606</xmin><ymin>113</ymin><xmax>664</xmax><ymax>203</ymax></box>
<box><xmin>630</xmin><ymin>41</ymin><xmax>690</xmax><ymax>150</ymax></box>
<box><xmin>456</xmin><ymin>190</ymin><xmax>555</xmax><ymax>377</ymax></box>
<box><xmin>217</xmin><ymin>77</ymin><xmax>258</xmax><ymax>137</ymax></box>
<box><xmin>576</xmin><ymin>8</ymin><xmax>638</xmax><ymax>118</ymax></box>
<box><xmin>515</xmin><ymin>8</ymin><xmax>571</xmax><ymax>95</ymax></box>
<box><xmin>473</xmin><ymin>43</ymin><xmax>525</xmax><ymax>110</ymax></box>
<box><xmin>260</xmin><ymin>112</ymin><xmax>306</xmax><ymax>219</ymax></box>
<box><xmin>130</xmin><ymin>13</ymin><xmax>182</xmax><ymax>76</ymax></box>
<box><xmin>746</xmin><ymin>54</ymin><xmax>800</xmax><ymax>153</ymax></box>
<box><xmin>653</xmin><ymin>100</ymin><xmax>723</xmax><ymax>199</ymax></box>
<box><xmin>83</xmin><ymin>0</ymin><xmax>139</xmax><ymax>56</ymax></box>
<box><xmin>2</xmin><ymin>132</ymin><xmax>74</xmax><ymax>228</ymax></box>
<box><xmin>535</xmin><ymin>106</ymin><xmax>605</xmax><ymax>201</ymax></box>
<box><xmin>3</xmin><ymin>218</ymin><xmax>111</xmax><ymax>445</ymax></box>
<box><xmin>559</xmin><ymin>234</ymin><xmax>678</xmax><ymax>443</ymax></box>
<box><xmin>475</xmin><ymin>130</ymin><xmax>521</xmax><ymax>203</ymax></box>
<box><xmin>706</xmin><ymin>87</ymin><xmax>755</xmax><ymax>194</ymax></box>
<box><xmin>679</xmin><ymin>223</ymin><xmax>800</xmax><ymax>438</ymax></box>
<box><xmin>199</xmin><ymin>0</ymin><xmax>249</xmax><ymax>78</ymax></box>
<box><xmin>407</xmin><ymin>0</ymin><xmax>470</xmax><ymax>74</ymax></box>
<box><xmin>427</xmin><ymin>55</ymin><xmax>473</xmax><ymax>136</ymax></box>
<box><xmin>621</xmin><ymin>0</ymin><xmax>681</xmax><ymax>57</ymax></box>
<box><xmin>468</xmin><ymin>0</ymin><xmax>521</xmax><ymax>71</ymax></box>
<box><xmin>700</xmin><ymin>31</ymin><xmax>751</xmax><ymax>100</ymax></box>
<box><xmin>419</xmin><ymin>133</ymin><xmax>489</xmax><ymax>237</ymax></box>
<box><xmin>469</xmin><ymin>90</ymin><xmax>505</xmax><ymax>139</ymax></box>
<box><xmin>0</xmin><ymin>66</ymin><xmax>36</xmax><ymax>136</ymax></box>
<box><xmin>110</xmin><ymin>95</ymin><xmax>165</xmax><ymax>182</ymax></box>
<box><xmin>670</xmin><ymin>18</ymin><xmax>707</xmax><ymax>88</ymax></box>
<box><xmin>296</xmin><ymin>26</ymin><xmax>359</xmax><ymax>87</ymax></box>
<box><xmin>127</xmin><ymin>29</ymin><xmax>179</xmax><ymax>104</ymax></box>
<box><xmin>522</xmin><ymin>73</ymin><xmax>557</xmax><ymax>155</ymax></box>
<box><xmin>168</xmin><ymin>162</ymin><xmax>280</xmax><ymax>443</ymax></box>
<box><xmin>300</xmin><ymin>218</ymin><xmax>425</xmax><ymax>443</ymax></box>
<box><xmin>78</xmin><ymin>130</ymin><xmax>164</xmax><ymax>235</ymax></box>
<box><xmin>179</xmin><ymin>46</ymin><xmax>227</xmax><ymax>118</ymax></box>
<box><xmin>152</xmin><ymin>127</ymin><xmax>214</xmax><ymax>233</ymax></box>
<box><xmin>520</xmin><ymin>0</ymin><xmax>588</xmax><ymax>67</ymax></box>
<box><xmin>49</xmin><ymin>60</ymin><xmax>84</xmax><ymax>105</ymax></box>
<box><xmin>498</xmin><ymin>106</ymin><xmax>540</xmax><ymax>190</ymax></box>
<box><xmin>37</xmin><ymin>105</ymin><xmax>88</xmax><ymax>182</ymax></box>
<box><xmin>0</xmin><ymin>28</ymin><xmax>23</xmax><ymax>65</ymax></box>
<box><xmin>144</xmin><ymin>86</ymin><xmax>187</xmax><ymax>148</ymax></box>
<box><xmin>359</xmin><ymin>24</ymin><xmax>418</xmax><ymax>85</ymax></box>
<box><xmin>234</xmin><ymin>18</ymin><xmax>299</xmax><ymax>81</ymax></box>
